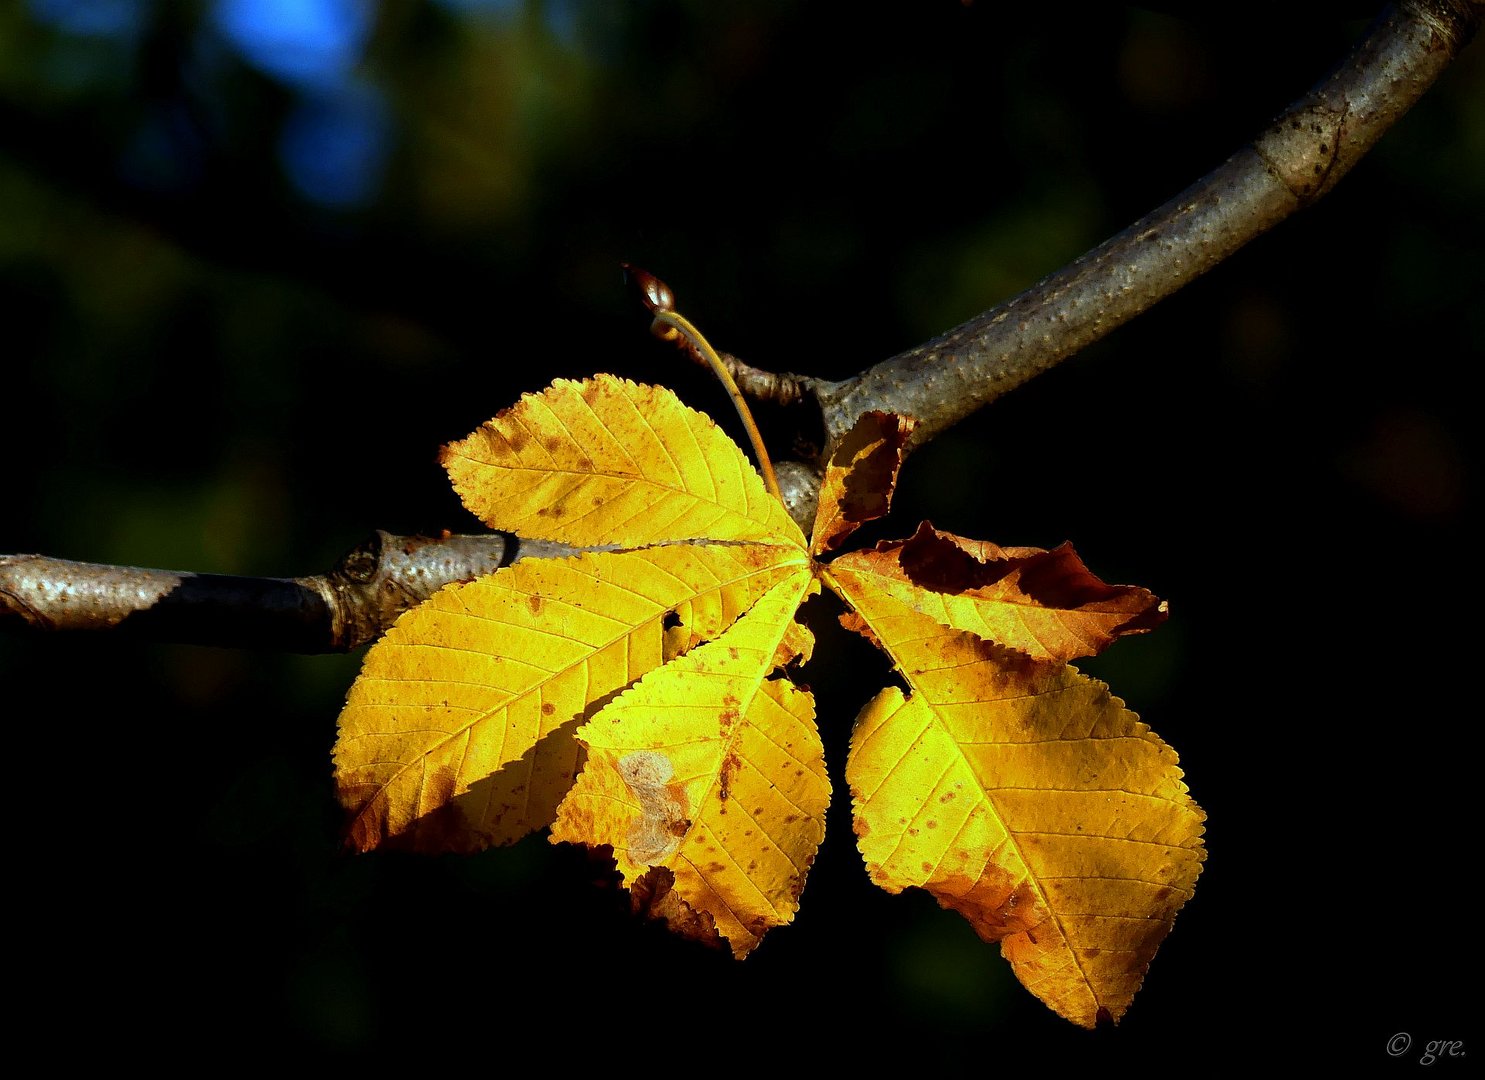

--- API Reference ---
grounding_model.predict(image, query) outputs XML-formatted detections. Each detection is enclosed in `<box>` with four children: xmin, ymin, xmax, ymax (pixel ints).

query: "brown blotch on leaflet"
<box><xmin>618</xmin><ymin>750</ymin><xmax>690</xmax><ymax>864</ymax></box>
<box><xmin>900</xmin><ymin>523</ymin><xmax>1167</xmax><ymax>637</ymax></box>
<box><xmin>932</xmin><ymin>866</ymin><xmax>1042</xmax><ymax>942</ymax></box>
<box><xmin>527</xmin><ymin>595</ymin><xmax>544</xmax><ymax>614</ymax></box>
<box><xmin>837</xmin><ymin>610</ymin><xmax>880</xmax><ymax>647</ymax></box>
<box><xmin>744</xmin><ymin>914</ymin><xmax>773</xmax><ymax>941</ymax></box>
<box><xmin>629</xmin><ymin>866</ymin><xmax>726</xmax><ymax>954</ymax></box>
<box><xmin>814</xmin><ymin>411</ymin><xmax>915</xmax><ymax>553</ymax></box>
<box><xmin>541</xmin><ymin>702</ymin><xmax>555</xmax><ymax>716</ymax></box>
<box><xmin>718</xmin><ymin>752</ymin><xmax>741</xmax><ymax>806</ymax></box>
<box><xmin>495</xmin><ymin>419</ymin><xmax>528</xmax><ymax>453</ymax></box>
<box><xmin>894</xmin><ymin>520</ymin><xmax>1019</xmax><ymax>591</ymax></box>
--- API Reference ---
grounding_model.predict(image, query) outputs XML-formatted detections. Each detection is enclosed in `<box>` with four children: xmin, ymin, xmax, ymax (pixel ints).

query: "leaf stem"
<box><xmin>651</xmin><ymin>308</ymin><xmax>782</xmax><ymax>501</ymax></box>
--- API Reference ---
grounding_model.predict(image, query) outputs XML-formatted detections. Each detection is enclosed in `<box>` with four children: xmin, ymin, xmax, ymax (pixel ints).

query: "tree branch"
<box><xmin>813</xmin><ymin>0</ymin><xmax>1480</xmax><ymax>450</ymax></box>
<box><xmin>4</xmin><ymin>1</ymin><xmax>1479</xmax><ymax>649</ymax></box>
<box><xmin>0</xmin><ymin>531</ymin><xmax>571</xmax><ymax>651</ymax></box>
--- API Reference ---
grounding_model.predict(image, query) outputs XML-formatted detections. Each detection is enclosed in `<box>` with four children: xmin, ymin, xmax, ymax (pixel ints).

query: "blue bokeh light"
<box><xmin>212</xmin><ymin>0</ymin><xmax>375</xmax><ymax>90</ymax></box>
<box><xmin>278</xmin><ymin>81</ymin><xmax>390</xmax><ymax>208</ymax></box>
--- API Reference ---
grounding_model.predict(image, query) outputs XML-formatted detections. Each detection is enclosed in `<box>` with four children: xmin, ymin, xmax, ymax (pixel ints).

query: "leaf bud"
<box><xmin>621</xmin><ymin>263</ymin><xmax>675</xmax><ymax>314</ymax></box>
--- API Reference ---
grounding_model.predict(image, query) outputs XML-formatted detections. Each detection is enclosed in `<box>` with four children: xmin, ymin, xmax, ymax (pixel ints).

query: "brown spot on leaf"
<box><xmin>718</xmin><ymin>753</ymin><xmax>741</xmax><ymax>802</ymax></box>
<box><xmin>932</xmin><ymin>866</ymin><xmax>1042</xmax><ymax>943</ymax></box>
<box><xmin>787</xmin><ymin>872</ymin><xmax>808</xmax><ymax>902</ymax></box>
<box><xmin>528</xmin><ymin>595</ymin><xmax>544</xmax><ymax>614</ymax></box>
<box><xmin>813</xmin><ymin>411</ymin><xmax>915</xmax><ymax>554</ymax></box>
<box><xmin>541</xmin><ymin>702</ymin><xmax>555</xmax><ymax>716</ymax></box>
<box><xmin>500</xmin><ymin>423</ymin><xmax>529</xmax><ymax>453</ymax></box>
<box><xmin>618</xmin><ymin>751</ymin><xmax>690</xmax><ymax>864</ymax></box>
<box><xmin>893</xmin><ymin>523</ymin><xmax>1167</xmax><ymax>645</ymax></box>
<box><xmin>896</xmin><ymin>521</ymin><xmax>1018</xmax><ymax>591</ymax></box>
<box><xmin>837</xmin><ymin>610</ymin><xmax>880</xmax><ymax>647</ymax></box>
<box><xmin>630</xmin><ymin>866</ymin><xmax>725</xmax><ymax>953</ymax></box>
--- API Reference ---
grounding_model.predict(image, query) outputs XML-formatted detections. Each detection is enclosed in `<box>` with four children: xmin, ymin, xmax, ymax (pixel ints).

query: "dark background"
<box><xmin>2</xmin><ymin>0</ymin><xmax>1479</xmax><ymax>1066</ymax></box>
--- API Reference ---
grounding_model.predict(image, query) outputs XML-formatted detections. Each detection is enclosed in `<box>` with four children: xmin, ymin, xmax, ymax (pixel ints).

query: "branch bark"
<box><xmin>4</xmin><ymin>1</ymin><xmax>1479</xmax><ymax>650</ymax></box>
<box><xmin>813</xmin><ymin>0</ymin><xmax>1481</xmax><ymax>450</ymax></box>
<box><xmin>0</xmin><ymin>532</ymin><xmax>571</xmax><ymax>652</ymax></box>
